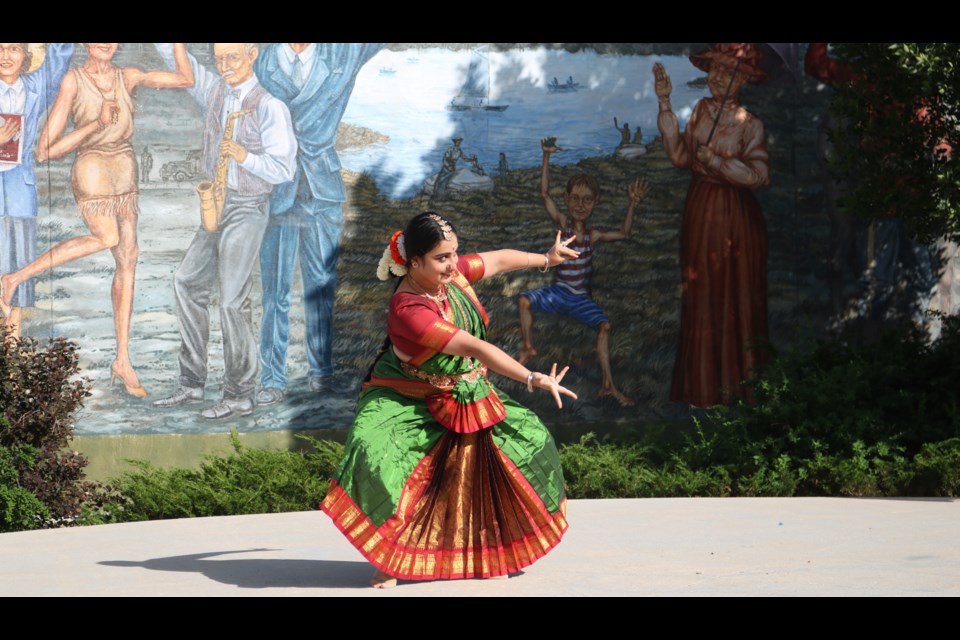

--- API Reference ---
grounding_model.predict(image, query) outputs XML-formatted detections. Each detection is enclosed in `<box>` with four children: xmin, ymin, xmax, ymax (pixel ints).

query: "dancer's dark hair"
<box><xmin>363</xmin><ymin>212</ymin><xmax>458</xmax><ymax>383</ymax></box>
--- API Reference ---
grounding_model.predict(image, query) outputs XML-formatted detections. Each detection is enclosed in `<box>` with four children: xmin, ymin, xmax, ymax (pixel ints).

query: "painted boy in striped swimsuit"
<box><xmin>517</xmin><ymin>139</ymin><xmax>647</xmax><ymax>407</ymax></box>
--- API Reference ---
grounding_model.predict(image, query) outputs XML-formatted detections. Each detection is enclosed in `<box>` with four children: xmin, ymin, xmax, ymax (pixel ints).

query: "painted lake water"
<box><xmin>340</xmin><ymin>49</ymin><xmax>710</xmax><ymax>198</ymax></box>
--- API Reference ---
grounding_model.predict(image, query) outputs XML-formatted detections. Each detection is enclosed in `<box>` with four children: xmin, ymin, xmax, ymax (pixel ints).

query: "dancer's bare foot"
<box><xmin>517</xmin><ymin>346</ymin><xmax>537</xmax><ymax>365</ymax></box>
<box><xmin>371</xmin><ymin>569</ymin><xmax>397</xmax><ymax>589</ymax></box>
<box><xmin>598</xmin><ymin>385</ymin><xmax>635</xmax><ymax>407</ymax></box>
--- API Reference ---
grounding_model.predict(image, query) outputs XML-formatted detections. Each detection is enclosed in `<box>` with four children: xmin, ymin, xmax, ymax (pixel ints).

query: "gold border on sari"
<box><xmin>321</xmin><ymin>432</ymin><xmax>569</xmax><ymax>581</ymax></box>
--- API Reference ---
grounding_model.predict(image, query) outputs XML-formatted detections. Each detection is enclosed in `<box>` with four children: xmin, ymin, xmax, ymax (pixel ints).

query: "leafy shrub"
<box><xmin>907</xmin><ymin>438</ymin><xmax>960</xmax><ymax>496</ymax></box>
<box><xmin>0</xmin><ymin>443</ymin><xmax>50</xmax><ymax>532</ymax></box>
<box><xmin>689</xmin><ymin>318</ymin><xmax>960</xmax><ymax>496</ymax></box>
<box><xmin>559</xmin><ymin>433</ymin><xmax>731</xmax><ymax>498</ymax></box>
<box><xmin>88</xmin><ymin>431</ymin><xmax>345</xmax><ymax>523</ymax></box>
<box><xmin>559</xmin><ymin>317</ymin><xmax>960</xmax><ymax>499</ymax></box>
<box><xmin>559</xmin><ymin>433</ymin><xmax>656</xmax><ymax>498</ymax></box>
<box><xmin>829</xmin><ymin>43</ymin><xmax>960</xmax><ymax>244</ymax></box>
<box><xmin>0</xmin><ymin>332</ymin><xmax>99</xmax><ymax>530</ymax></box>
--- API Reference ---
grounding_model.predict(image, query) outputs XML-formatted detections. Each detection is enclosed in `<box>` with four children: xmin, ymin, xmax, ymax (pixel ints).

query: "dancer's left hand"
<box><xmin>546</xmin><ymin>230</ymin><xmax>580</xmax><ymax>267</ymax></box>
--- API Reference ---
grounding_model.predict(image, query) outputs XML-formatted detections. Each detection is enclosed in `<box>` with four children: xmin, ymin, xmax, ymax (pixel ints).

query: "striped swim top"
<box><xmin>555</xmin><ymin>223</ymin><xmax>594</xmax><ymax>296</ymax></box>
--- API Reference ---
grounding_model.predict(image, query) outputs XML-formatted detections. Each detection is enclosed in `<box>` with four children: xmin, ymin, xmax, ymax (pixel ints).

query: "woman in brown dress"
<box><xmin>653</xmin><ymin>43</ymin><xmax>770</xmax><ymax>408</ymax></box>
<box><xmin>0</xmin><ymin>43</ymin><xmax>192</xmax><ymax>396</ymax></box>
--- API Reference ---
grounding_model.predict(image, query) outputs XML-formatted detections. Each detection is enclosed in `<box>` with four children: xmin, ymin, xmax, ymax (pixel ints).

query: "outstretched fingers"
<box><xmin>549</xmin><ymin>382</ymin><xmax>578</xmax><ymax>408</ymax></box>
<box><xmin>552</xmin><ymin>234</ymin><xmax>580</xmax><ymax>263</ymax></box>
<box><xmin>546</xmin><ymin>363</ymin><xmax>577</xmax><ymax>408</ymax></box>
<box><xmin>557</xmin><ymin>384</ymin><xmax>578</xmax><ymax>400</ymax></box>
<box><xmin>553</xmin><ymin>364</ymin><xmax>570</xmax><ymax>383</ymax></box>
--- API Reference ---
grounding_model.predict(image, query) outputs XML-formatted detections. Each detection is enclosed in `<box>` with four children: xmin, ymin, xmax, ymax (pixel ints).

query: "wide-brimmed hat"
<box><xmin>452</xmin><ymin>136</ymin><xmax>463</xmax><ymax>143</ymax></box>
<box><xmin>690</xmin><ymin>43</ymin><xmax>767</xmax><ymax>84</ymax></box>
<box><xmin>26</xmin><ymin>43</ymin><xmax>45</xmax><ymax>74</ymax></box>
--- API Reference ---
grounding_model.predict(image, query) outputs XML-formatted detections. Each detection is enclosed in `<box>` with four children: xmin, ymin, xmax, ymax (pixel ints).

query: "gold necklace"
<box><xmin>406</xmin><ymin>275</ymin><xmax>450</xmax><ymax>321</ymax></box>
<box><xmin>408</xmin><ymin>275</ymin><xmax>477</xmax><ymax>371</ymax></box>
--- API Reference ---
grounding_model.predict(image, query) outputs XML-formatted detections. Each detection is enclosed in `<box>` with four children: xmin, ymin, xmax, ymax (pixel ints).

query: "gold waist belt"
<box><xmin>400</xmin><ymin>361</ymin><xmax>487</xmax><ymax>390</ymax></box>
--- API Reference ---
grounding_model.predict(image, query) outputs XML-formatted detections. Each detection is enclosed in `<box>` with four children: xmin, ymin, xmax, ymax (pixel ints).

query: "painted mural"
<box><xmin>2</xmin><ymin>43</ymin><xmax>927</xmax><ymax>437</ymax></box>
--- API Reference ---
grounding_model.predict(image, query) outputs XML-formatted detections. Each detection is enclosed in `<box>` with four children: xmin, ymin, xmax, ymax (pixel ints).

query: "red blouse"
<box><xmin>387</xmin><ymin>254</ymin><xmax>485</xmax><ymax>367</ymax></box>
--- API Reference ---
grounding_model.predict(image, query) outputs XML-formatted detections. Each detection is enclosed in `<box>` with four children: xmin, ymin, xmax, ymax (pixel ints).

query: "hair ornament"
<box><xmin>428</xmin><ymin>213</ymin><xmax>453</xmax><ymax>240</ymax></box>
<box><xmin>377</xmin><ymin>230</ymin><xmax>408</xmax><ymax>281</ymax></box>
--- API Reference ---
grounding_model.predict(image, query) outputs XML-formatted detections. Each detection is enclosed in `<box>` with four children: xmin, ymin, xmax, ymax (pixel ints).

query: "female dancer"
<box><xmin>322</xmin><ymin>212</ymin><xmax>578</xmax><ymax>588</ymax></box>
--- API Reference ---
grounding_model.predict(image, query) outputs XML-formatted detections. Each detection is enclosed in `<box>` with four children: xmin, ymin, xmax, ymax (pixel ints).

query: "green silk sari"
<box><xmin>322</xmin><ymin>259</ymin><xmax>567</xmax><ymax>580</ymax></box>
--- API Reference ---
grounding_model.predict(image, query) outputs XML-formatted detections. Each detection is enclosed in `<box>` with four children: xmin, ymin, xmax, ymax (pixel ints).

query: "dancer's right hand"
<box><xmin>533</xmin><ymin>363</ymin><xmax>578</xmax><ymax>408</ymax></box>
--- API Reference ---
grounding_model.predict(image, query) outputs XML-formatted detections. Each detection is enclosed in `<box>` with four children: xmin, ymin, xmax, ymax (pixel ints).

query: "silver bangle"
<box><xmin>526</xmin><ymin>372</ymin><xmax>534</xmax><ymax>393</ymax></box>
<box><xmin>539</xmin><ymin>253</ymin><xmax>550</xmax><ymax>273</ymax></box>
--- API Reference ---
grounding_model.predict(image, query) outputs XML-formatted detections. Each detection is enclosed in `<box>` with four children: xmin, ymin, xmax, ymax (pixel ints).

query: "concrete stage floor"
<box><xmin>2</xmin><ymin>498</ymin><xmax>958</xmax><ymax>596</ymax></box>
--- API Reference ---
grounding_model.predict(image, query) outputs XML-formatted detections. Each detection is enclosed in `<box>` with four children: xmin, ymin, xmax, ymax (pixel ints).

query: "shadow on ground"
<box><xmin>100</xmin><ymin>549</ymin><xmax>370</xmax><ymax>590</ymax></box>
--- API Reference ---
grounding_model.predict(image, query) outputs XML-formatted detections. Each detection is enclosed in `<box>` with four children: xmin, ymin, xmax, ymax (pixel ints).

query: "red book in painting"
<box><xmin>0</xmin><ymin>113</ymin><xmax>23</xmax><ymax>165</ymax></box>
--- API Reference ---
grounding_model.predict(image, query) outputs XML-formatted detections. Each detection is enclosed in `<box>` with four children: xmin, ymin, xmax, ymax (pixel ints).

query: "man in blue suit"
<box><xmin>253</xmin><ymin>43</ymin><xmax>382</xmax><ymax>404</ymax></box>
<box><xmin>0</xmin><ymin>43</ymin><xmax>74</xmax><ymax>338</ymax></box>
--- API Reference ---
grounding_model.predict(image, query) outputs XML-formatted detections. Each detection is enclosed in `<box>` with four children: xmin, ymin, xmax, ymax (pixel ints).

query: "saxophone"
<box><xmin>196</xmin><ymin>109</ymin><xmax>252</xmax><ymax>233</ymax></box>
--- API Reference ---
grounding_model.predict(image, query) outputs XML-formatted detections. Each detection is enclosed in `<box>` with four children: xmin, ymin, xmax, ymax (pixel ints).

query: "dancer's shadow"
<box><xmin>100</xmin><ymin>549</ymin><xmax>370</xmax><ymax>589</ymax></box>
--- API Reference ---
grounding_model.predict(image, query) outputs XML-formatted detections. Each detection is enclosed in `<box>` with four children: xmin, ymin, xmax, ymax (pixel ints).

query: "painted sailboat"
<box><xmin>447</xmin><ymin>46</ymin><xmax>508</xmax><ymax>112</ymax></box>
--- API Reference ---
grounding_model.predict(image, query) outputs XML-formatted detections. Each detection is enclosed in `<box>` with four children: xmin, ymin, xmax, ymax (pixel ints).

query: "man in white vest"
<box><xmin>152</xmin><ymin>43</ymin><xmax>297</xmax><ymax>419</ymax></box>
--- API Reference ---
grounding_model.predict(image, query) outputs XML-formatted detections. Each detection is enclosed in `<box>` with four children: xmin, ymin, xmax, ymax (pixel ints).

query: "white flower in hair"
<box><xmin>377</xmin><ymin>242</ymin><xmax>408</xmax><ymax>281</ymax></box>
<box><xmin>377</xmin><ymin>246</ymin><xmax>392</xmax><ymax>281</ymax></box>
<box><xmin>389</xmin><ymin>260</ymin><xmax>407</xmax><ymax>277</ymax></box>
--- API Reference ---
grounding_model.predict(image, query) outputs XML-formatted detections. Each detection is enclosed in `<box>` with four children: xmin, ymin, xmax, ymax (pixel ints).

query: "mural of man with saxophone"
<box><xmin>152</xmin><ymin>43</ymin><xmax>297</xmax><ymax>419</ymax></box>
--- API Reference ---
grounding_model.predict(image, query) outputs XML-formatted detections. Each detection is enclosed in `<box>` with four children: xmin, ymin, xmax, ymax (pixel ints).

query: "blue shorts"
<box><xmin>520</xmin><ymin>285</ymin><xmax>608</xmax><ymax>329</ymax></box>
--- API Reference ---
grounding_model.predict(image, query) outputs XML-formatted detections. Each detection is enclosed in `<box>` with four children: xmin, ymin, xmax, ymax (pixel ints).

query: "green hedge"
<box><xmin>563</xmin><ymin>318</ymin><xmax>960</xmax><ymax>498</ymax></box>
<box><xmin>84</xmin><ymin>432</ymin><xmax>343</xmax><ymax>524</ymax></box>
